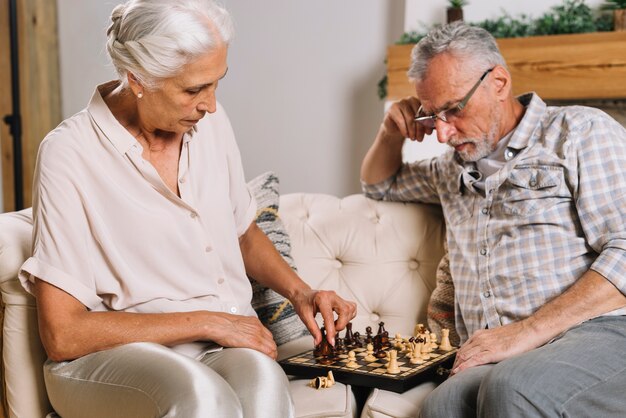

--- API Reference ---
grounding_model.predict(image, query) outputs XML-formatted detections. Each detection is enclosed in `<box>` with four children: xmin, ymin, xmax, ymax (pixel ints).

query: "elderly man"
<box><xmin>361</xmin><ymin>22</ymin><xmax>626</xmax><ymax>417</ymax></box>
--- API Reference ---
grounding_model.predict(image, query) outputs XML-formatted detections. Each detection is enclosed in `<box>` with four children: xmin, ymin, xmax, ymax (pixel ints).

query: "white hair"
<box><xmin>408</xmin><ymin>22</ymin><xmax>506</xmax><ymax>82</ymax></box>
<box><xmin>106</xmin><ymin>0</ymin><xmax>234</xmax><ymax>89</ymax></box>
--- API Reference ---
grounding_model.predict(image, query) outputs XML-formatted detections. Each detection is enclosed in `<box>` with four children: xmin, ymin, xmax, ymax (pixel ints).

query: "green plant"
<box><xmin>377</xmin><ymin>0</ymin><xmax>615</xmax><ymax>99</ymax></box>
<box><xmin>602</xmin><ymin>0</ymin><xmax>626</xmax><ymax>9</ymax></box>
<box><xmin>448</xmin><ymin>0</ymin><xmax>468</xmax><ymax>8</ymax></box>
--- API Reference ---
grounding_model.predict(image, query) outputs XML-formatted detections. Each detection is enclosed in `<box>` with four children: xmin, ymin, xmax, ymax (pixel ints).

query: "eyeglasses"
<box><xmin>414</xmin><ymin>67</ymin><xmax>494</xmax><ymax>128</ymax></box>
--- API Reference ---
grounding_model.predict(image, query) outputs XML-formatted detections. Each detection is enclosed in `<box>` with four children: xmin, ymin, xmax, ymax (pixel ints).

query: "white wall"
<box><xmin>56</xmin><ymin>0</ymin><xmax>405</xmax><ymax>196</ymax></box>
<box><xmin>401</xmin><ymin>0</ymin><xmax>605</xmax><ymax>162</ymax></box>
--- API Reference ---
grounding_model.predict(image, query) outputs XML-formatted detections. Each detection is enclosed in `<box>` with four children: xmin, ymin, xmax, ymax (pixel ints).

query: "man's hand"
<box><xmin>290</xmin><ymin>289</ymin><xmax>357</xmax><ymax>346</ymax></box>
<box><xmin>208</xmin><ymin>313</ymin><xmax>278</xmax><ymax>359</ymax></box>
<box><xmin>381</xmin><ymin>97</ymin><xmax>432</xmax><ymax>143</ymax></box>
<box><xmin>451</xmin><ymin>320</ymin><xmax>547</xmax><ymax>375</ymax></box>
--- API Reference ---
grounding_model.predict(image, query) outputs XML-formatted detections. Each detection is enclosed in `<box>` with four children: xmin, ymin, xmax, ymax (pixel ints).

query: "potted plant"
<box><xmin>603</xmin><ymin>0</ymin><xmax>626</xmax><ymax>30</ymax></box>
<box><xmin>447</xmin><ymin>0</ymin><xmax>468</xmax><ymax>23</ymax></box>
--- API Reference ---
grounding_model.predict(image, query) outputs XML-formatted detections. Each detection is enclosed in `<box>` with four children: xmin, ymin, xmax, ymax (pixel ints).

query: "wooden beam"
<box><xmin>0</xmin><ymin>0</ymin><xmax>61</xmax><ymax>212</ymax></box>
<box><xmin>387</xmin><ymin>31</ymin><xmax>626</xmax><ymax>102</ymax></box>
<box><xmin>0</xmin><ymin>0</ymin><xmax>13</xmax><ymax>213</ymax></box>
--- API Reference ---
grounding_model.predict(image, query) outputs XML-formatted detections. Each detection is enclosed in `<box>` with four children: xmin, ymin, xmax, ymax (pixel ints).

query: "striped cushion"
<box><xmin>247</xmin><ymin>172</ymin><xmax>310</xmax><ymax>345</ymax></box>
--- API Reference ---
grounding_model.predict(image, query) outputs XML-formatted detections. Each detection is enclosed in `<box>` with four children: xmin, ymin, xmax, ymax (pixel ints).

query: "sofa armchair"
<box><xmin>0</xmin><ymin>193</ymin><xmax>445</xmax><ymax>418</ymax></box>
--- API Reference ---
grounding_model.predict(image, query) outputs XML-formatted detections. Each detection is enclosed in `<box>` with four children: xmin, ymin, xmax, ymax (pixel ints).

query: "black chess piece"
<box><xmin>377</xmin><ymin>321</ymin><xmax>386</xmax><ymax>336</ymax></box>
<box><xmin>365</xmin><ymin>326</ymin><xmax>373</xmax><ymax>344</ymax></box>
<box><xmin>352</xmin><ymin>331</ymin><xmax>363</xmax><ymax>348</ymax></box>
<box><xmin>314</xmin><ymin>327</ymin><xmax>333</xmax><ymax>358</ymax></box>
<box><xmin>381</xmin><ymin>330</ymin><xmax>390</xmax><ymax>348</ymax></box>
<box><xmin>344</xmin><ymin>322</ymin><xmax>354</xmax><ymax>346</ymax></box>
<box><xmin>335</xmin><ymin>334</ymin><xmax>346</xmax><ymax>354</ymax></box>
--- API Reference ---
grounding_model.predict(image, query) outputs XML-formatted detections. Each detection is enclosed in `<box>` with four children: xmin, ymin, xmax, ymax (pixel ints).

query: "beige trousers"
<box><xmin>44</xmin><ymin>342</ymin><xmax>294</xmax><ymax>418</ymax></box>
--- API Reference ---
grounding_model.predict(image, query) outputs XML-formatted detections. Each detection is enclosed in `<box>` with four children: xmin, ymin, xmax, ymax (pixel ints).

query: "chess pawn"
<box><xmin>430</xmin><ymin>333</ymin><xmax>438</xmax><ymax>350</ymax></box>
<box><xmin>393</xmin><ymin>333</ymin><xmax>404</xmax><ymax>350</ymax></box>
<box><xmin>423</xmin><ymin>330</ymin><xmax>432</xmax><ymax>352</ymax></box>
<box><xmin>352</xmin><ymin>331</ymin><xmax>363</xmax><ymax>348</ymax></box>
<box><xmin>386</xmin><ymin>349</ymin><xmax>400</xmax><ymax>374</ymax></box>
<box><xmin>402</xmin><ymin>337</ymin><xmax>414</xmax><ymax>354</ymax></box>
<box><xmin>365</xmin><ymin>326</ymin><xmax>373</xmax><ymax>344</ymax></box>
<box><xmin>344</xmin><ymin>322</ymin><xmax>354</xmax><ymax>347</ymax></box>
<box><xmin>364</xmin><ymin>343</ymin><xmax>377</xmax><ymax>362</ymax></box>
<box><xmin>439</xmin><ymin>328</ymin><xmax>453</xmax><ymax>352</ymax></box>
<box><xmin>346</xmin><ymin>350</ymin><xmax>359</xmax><ymax>368</ymax></box>
<box><xmin>334</xmin><ymin>335</ymin><xmax>346</xmax><ymax>354</ymax></box>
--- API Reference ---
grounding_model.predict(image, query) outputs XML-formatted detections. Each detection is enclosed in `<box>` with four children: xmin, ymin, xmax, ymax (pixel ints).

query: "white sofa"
<box><xmin>0</xmin><ymin>193</ymin><xmax>445</xmax><ymax>418</ymax></box>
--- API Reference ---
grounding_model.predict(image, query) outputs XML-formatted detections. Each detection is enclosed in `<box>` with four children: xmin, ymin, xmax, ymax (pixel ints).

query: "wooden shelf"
<box><xmin>387</xmin><ymin>31</ymin><xmax>626</xmax><ymax>101</ymax></box>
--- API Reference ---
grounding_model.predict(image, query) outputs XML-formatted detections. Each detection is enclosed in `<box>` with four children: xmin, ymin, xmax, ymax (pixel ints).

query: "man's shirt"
<box><xmin>363</xmin><ymin>93</ymin><xmax>626</xmax><ymax>343</ymax></box>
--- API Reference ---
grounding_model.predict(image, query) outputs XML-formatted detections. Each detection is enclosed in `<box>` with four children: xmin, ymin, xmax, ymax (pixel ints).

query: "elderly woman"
<box><xmin>18</xmin><ymin>1</ymin><xmax>356</xmax><ymax>417</ymax></box>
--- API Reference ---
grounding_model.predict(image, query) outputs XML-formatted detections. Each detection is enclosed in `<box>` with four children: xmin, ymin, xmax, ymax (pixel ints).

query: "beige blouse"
<box><xmin>19</xmin><ymin>81</ymin><xmax>257</xmax><ymax>358</ymax></box>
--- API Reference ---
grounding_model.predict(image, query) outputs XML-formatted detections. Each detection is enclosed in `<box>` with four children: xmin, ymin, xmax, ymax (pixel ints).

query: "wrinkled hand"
<box><xmin>209</xmin><ymin>312</ymin><xmax>277</xmax><ymax>359</ymax></box>
<box><xmin>451</xmin><ymin>320</ymin><xmax>546</xmax><ymax>375</ymax></box>
<box><xmin>291</xmin><ymin>289</ymin><xmax>357</xmax><ymax>346</ymax></box>
<box><xmin>381</xmin><ymin>97</ymin><xmax>433</xmax><ymax>143</ymax></box>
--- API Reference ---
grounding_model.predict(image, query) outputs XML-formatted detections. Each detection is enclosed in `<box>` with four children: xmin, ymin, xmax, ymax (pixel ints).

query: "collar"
<box><xmin>87</xmin><ymin>80</ymin><xmax>196</xmax><ymax>156</ymax></box>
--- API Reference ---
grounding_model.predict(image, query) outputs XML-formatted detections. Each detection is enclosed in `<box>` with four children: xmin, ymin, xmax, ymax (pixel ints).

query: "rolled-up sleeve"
<box><xmin>573</xmin><ymin>115</ymin><xmax>626</xmax><ymax>294</ymax></box>
<box><xmin>361</xmin><ymin>157</ymin><xmax>443</xmax><ymax>204</ymax></box>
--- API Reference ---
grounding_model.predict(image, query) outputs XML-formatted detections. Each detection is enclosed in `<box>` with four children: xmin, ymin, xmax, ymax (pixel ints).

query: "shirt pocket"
<box><xmin>501</xmin><ymin>165</ymin><xmax>565</xmax><ymax>217</ymax></box>
<box><xmin>445</xmin><ymin>194</ymin><xmax>475</xmax><ymax>225</ymax></box>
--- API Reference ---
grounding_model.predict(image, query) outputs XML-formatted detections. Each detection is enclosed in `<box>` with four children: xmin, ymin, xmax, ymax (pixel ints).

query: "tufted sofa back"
<box><xmin>0</xmin><ymin>194</ymin><xmax>445</xmax><ymax>418</ymax></box>
<box><xmin>279</xmin><ymin>194</ymin><xmax>445</xmax><ymax>337</ymax></box>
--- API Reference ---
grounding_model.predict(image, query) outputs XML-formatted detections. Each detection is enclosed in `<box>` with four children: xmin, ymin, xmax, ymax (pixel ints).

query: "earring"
<box><xmin>137</xmin><ymin>92</ymin><xmax>143</xmax><ymax>99</ymax></box>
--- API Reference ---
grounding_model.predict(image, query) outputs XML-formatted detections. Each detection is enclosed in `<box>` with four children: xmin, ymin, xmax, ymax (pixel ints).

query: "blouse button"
<box><xmin>230</xmin><ymin>307</ymin><xmax>237</xmax><ymax>314</ymax></box>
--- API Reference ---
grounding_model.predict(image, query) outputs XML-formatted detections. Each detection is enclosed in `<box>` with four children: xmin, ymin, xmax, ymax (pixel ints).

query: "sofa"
<box><xmin>0</xmin><ymin>192</ymin><xmax>446</xmax><ymax>418</ymax></box>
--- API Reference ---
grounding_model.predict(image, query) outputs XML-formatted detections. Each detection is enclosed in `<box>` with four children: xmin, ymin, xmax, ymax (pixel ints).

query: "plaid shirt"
<box><xmin>363</xmin><ymin>93</ymin><xmax>626</xmax><ymax>343</ymax></box>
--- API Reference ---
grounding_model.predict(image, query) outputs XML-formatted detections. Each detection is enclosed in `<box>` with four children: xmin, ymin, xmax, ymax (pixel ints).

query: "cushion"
<box><xmin>426</xmin><ymin>242</ymin><xmax>460</xmax><ymax>347</ymax></box>
<box><xmin>290</xmin><ymin>379</ymin><xmax>356</xmax><ymax>418</ymax></box>
<box><xmin>360</xmin><ymin>383</ymin><xmax>437</xmax><ymax>418</ymax></box>
<box><xmin>247</xmin><ymin>172</ymin><xmax>310</xmax><ymax>346</ymax></box>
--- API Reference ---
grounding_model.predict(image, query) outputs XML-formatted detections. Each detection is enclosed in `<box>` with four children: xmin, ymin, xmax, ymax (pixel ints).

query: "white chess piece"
<box><xmin>439</xmin><ymin>329</ymin><xmax>453</xmax><ymax>352</ymax></box>
<box><xmin>386</xmin><ymin>349</ymin><xmax>400</xmax><ymax>374</ymax></box>
<box><xmin>364</xmin><ymin>343</ymin><xmax>376</xmax><ymax>362</ymax></box>
<box><xmin>346</xmin><ymin>350</ymin><xmax>359</xmax><ymax>368</ymax></box>
<box><xmin>410</xmin><ymin>341</ymin><xmax>425</xmax><ymax>364</ymax></box>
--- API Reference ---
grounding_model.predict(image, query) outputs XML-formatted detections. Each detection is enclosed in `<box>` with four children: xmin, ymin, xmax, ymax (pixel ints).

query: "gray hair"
<box><xmin>407</xmin><ymin>22</ymin><xmax>506</xmax><ymax>82</ymax></box>
<box><xmin>106</xmin><ymin>0</ymin><xmax>234</xmax><ymax>89</ymax></box>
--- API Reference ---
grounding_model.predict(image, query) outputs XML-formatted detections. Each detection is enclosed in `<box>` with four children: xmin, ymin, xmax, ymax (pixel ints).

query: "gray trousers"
<box><xmin>421</xmin><ymin>316</ymin><xmax>626</xmax><ymax>418</ymax></box>
<box><xmin>44</xmin><ymin>343</ymin><xmax>294</xmax><ymax>418</ymax></box>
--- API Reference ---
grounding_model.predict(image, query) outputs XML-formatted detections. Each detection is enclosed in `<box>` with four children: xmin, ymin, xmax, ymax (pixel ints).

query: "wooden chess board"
<box><xmin>279</xmin><ymin>346</ymin><xmax>457</xmax><ymax>393</ymax></box>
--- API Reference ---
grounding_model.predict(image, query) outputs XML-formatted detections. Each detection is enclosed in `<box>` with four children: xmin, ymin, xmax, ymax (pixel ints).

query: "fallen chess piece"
<box><xmin>309</xmin><ymin>371</ymin><xmax>335</xmax><ymax>390</ymax></box>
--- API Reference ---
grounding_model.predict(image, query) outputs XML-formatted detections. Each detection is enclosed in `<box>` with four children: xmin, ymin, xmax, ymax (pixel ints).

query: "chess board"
<box><xmin>279</xmin><ymin>346</ymin><xmax>457</xmax><ymax>393</ymax></box>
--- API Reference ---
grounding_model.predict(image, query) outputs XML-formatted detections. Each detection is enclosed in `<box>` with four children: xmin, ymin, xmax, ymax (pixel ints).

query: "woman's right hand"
<box><xmin>207</xmin><ymin>313</ymin><xmax>278</xmax><ymax>359</ymax></box>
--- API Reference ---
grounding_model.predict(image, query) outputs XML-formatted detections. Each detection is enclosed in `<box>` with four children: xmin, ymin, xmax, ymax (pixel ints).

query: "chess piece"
<box><xmin>352</xmin><ymin>331</ymin><xmax>363</xmax><ymax>348</ymax></box>
<box><xmin>334</xmin><ymin>334</ymin><xmax>346</xmax><ymax>354</ymax></box>
<box><xmin>377</xmin><ymin>321</ymin><xmax>387</xmax><ymax>337</ymax></box>
<box><xmin>344</xmin><ymin>322</ymin><xmax>354</xmax><ymax>347</ymax></box>
<box><xmin>346</xmin><ymin>350</ymin><xmax>359</xmax><ymax>368</ymax></box>
<box><xmin>430</xmin><ymin>333</ymin><xmax>438</xmax><ymax>350</ymax></box>
<box><xmin>309</xmin><ymin>371</ymin><xmax>336</xmax><ymax>389</ymax></box>
<box><xmin>364</xmin><ymin>343</ymin><xmax>376</xmax><ymax>362</ymax></box>
<box><xmin>410</xmin><ymin>341</ymin><xmax>425</xmax><ymax>364</ymax></box>
<box><xmin>386</xmin><ymin>349</ymin><xmax>400</xmax><ymax>374</ymax></box>
<box><xmin>314</xmin><ymin>327</ymin><xmax>333</xmax><ymax>358</ymax></box>
<box><xmin>439</xmin><ymin>328</ymin><xmax>453</xmax><ymax>352</ymax></box>
<box><xmin>420</xmin><ymin>336</ymin><xmax>431</xmax><ymax>360</ymax></box>
<box><xmin>393</xmin><ymin>333</ymin><xmax>404</xmax><ymax>350</ymax></box>
<box><xmin>414</xmin><ymin>323</ymin><xmax>426</xmax><ymax>337</ymax></box>
<box><xmin>365</xmin><ymin>326</ymin><xmax>373</xmax><ymax>344</ymax></box>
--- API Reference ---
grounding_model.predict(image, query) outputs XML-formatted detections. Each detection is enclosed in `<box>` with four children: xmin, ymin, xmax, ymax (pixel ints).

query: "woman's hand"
<box><xmin>207</xmin><ymin>313</ymin><xmax>278</xmax><ymax>359</ymax></box>
<box><xmin>290</xmin><ymin>288</ymin><xmax>357</xmax><ymax>346</ymax></box>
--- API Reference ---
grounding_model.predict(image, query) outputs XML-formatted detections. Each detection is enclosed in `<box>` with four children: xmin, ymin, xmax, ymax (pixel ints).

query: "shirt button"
<box><xmin>190</xmin><ymin>212</ymin><xmax>197</xmax><ymax>219</ymax></box>
<box><xmin>529</xmin><ymin>178</ymin><xmax>538</xmax><ymax>187</ymax></box>
<box><xmin>179</xmin><ymin>177</ymin><xmax>186</xmax><ymax>183</ymax></box>
<box><xmin>505</xmin><ymin>149</ymin><xmax>515</xmax><ymax>160</ymax></box>
<box><xmin>217</xmin><ymin>278</ymin><xmax>224</xmax><ymax>284</ymax></box>
<box><xmin>484</xmin><ymin>291</ymin><xmax>491</xmax><ymax>298</ymax></box>
<box><xmin>230</xmin><ymin>307</ymin><xmax>237</xmax><ymax>314</ymax></box>
<box><xmin>481</xmin><ymin>208</ymin><xmax>489</xmax><ymax>215</ymax></box>
<box><xmin>480</xmin><ymin>248</ymin><xmax>488</xmax><ymax>256</ymax></box>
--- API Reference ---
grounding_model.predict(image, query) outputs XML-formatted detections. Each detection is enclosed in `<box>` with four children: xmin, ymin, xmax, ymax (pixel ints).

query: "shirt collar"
<box><xmin>87</xmin><ymin>80</ymin><xmax>196</xmax><ymax>155</ymax></box>
<box><xmin>507</xmin><ymin>92</ymin><xmax>546</xmax><ymax>151</ymax></box>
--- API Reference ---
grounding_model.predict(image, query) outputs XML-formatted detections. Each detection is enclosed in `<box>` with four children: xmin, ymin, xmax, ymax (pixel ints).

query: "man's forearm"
<box><xmin>524</xmin><ymin>269</ymin><xmax>626</xmax><ymax>344</ymax></box>
<box><xmin>360</xmin><ymin>127</ymin><xmax>404</xmax><ymax>185</ymax></box>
